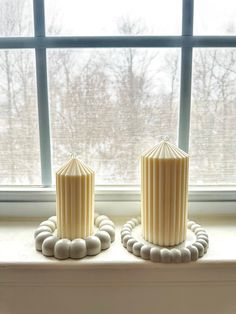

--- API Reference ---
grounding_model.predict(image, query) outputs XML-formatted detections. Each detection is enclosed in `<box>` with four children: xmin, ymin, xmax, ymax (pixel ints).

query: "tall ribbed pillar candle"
<box><xmin>56</xmin><ymin>156</ymin><xmax>94</xmax><ymax>240</ymax></box>
<box><xmin>141</xmin><ymin>140</ymin><xmax>189</xmax><ymax>246</ymax></box>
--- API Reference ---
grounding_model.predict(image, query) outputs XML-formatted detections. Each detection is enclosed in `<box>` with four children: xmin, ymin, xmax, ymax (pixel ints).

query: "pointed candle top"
<box><xmin>56</xmin><ymin>156</ymin><xmax>94</xmax><ymax>176</ymax></box>
<box><xmin>142</xmin><ymin>140</ymin><xmax>189</xmax><ymax>159</ymax></box>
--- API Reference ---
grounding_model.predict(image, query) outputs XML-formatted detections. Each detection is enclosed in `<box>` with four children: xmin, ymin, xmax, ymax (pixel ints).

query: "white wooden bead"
<box><xmin>121</xmin><ymin>229</ymin><xmax>131</xmax><ymax>235</ymax></box>
<box><xmin>127</xmin><ymin>239</ymin><xmax>137</xmax><ymax>252</ymax></box>
<box><xmin>191</xmin><ymin>224</ymin><xmax>201</xmax><ymax>232</ymax></box>
<box><xmin>195</xmin><ymin>227</ymin><xmax>207</xmax><ymax>234</ymax></box>
<box><xmin>42</xmin><ymin>235</ymin><xmax>59</xmax><ymax>257</ymax></box>
<box><xmin>196</xmin><ymin>231</ymin><xmax>208</xmax><ymax>237</ymax></box>
<box><xmin>192</xmin><ymin>242</ymin><xmax>204</xmax><ymax>257</ymax></box>
<box><xmin>131</xmin><ymin>218</ymin><xmax>139</xmax><ymax>226</ymax></box>
<box><xmin>150</xmin><ymin>247</ymin><xmax>161</xmax><ymax>262</ymax></box>
<box><xmin>187</xmin><ymin>221</ymin><xmax>196</xmax><ymax>228</ymax></box>
<box><xmin>196</xmin><ymin>231</ymin><xmax>209</xmax><ymax>238</ymax></box>
<box><xmin>123</xmin><ymin>224</ymin><xmax>133</xmax><ymax>231</ymax></box>
<box><xmin>48</xmin><ymin>216</ymin><xmax>57</xmax><ymax>225</ymax></box>
<box><xmin>197</xmin><ymin>238</ymin><xmax>209</xmax><ymax>247</ymax></box>
<box><xmin>170</xmin><ymin>249</ymin><xmax>182</xmax><ymax>263</ymax></box>
<box><xmin>121</xmin><ymin>231</ymin><xmax>131</xmax><ymax>241</ymax></box>
<box><xmin>70</xmin><ymin>239</ymin><xmax>87</xmax><ymax>259</ymax></box>
<box><xmin>122</xmin><ymin>235</ymin><xmax>133</xmax><ymax>248</ymax></box>
<box><xmin>196</xmin><ymin>239</ymin><xmax>208</xmax><ymax>253</ymax></box>
<box><xmin>54</xmin><ymin>239</ymin><xmax>70</xmax><ymax>259</ymax></box>
<box><xmin>181</xmin><ymin>248</ymin><xmax>191</xmax><ymax>262</ymax></box>
<box><xmin>35</xmin><ymin>232</ymin><xmax>53</xmax><ymax>251</ymax></box>
<box><xmin>161</xmin><ymin>248</ymin><xmax>171</xmax><ymax>263</ymax></box>
<box><xmin>140</xmin><ymin>245</ymin><xmax>151</xmax><ymax>260</ymax></box>
<box><xmin>100</xmin><ymin>225</ymin><xmax>115</xmax><ymax>242</ymax></box>
<box><xmin>99</xmin><ymin>220</ymin><xmax>115</xmax><ymax>229</ymax></box>
<box><xmin>95</xmin><ymin>231</ymin><xmax>111</xmax><ymax>250</ymax></box>
<box><xmin>133</xmin><ymin>242</ymin><xmax>144</xmax><ymax>256</ymax></box>
<box><xmin>34</xmin><ymin>226</ymin><xmax>52</xmax><ymax>238</ymax></box>
<box><xmin>196</xmin><ymin>233</ymin><xmax>209</xmax><ymax>243</ymax></box>
<box><xmin>187</xmin><ymin>245</ymin><xmax>199</xmax><ymax>261</ymax></box>
<box><xmin>126</xmin><ymin>220</ymin><xmax>136</xmax><ymax>228</ymax></box>
<box><xmin>121</xmin><ymin>227</ymin><xmax>132</xmax><ymax>233</ymax></box>
<box><xmin>197</xmin><ymin>235</ymin><xmax>209</xmax><ymax>243</ymax></box>
<box><xmin>39</xmin><ymin>220</ymin><xmax>56</xmax><ymax>232</ymax></box>
<box><xmin>85</xmin><ymin>236</ymin><xmax>101</xmax><ymax>255</ymax></box>
<box><xmin>95</xmin><ymin>215</ymin><xmax>108</xmax><ymax>227</ymax></box>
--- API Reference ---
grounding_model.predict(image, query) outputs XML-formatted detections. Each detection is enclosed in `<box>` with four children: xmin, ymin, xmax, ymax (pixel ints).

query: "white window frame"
<box><xmin>0</xmin><ymin>0</ymin><xmax>236</xmax><ymax>217</ymax></box>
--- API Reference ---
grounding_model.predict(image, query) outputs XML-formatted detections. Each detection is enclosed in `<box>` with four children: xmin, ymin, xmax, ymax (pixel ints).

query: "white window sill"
<box><xmin>1</xmin><ymin>215</ymin><xmax>236</xmax><ymax>314</ymax></box>
<box><xmin>1</xmin><ymin>215</ymin><xmax>236</xmax><ymax>269</ymax></box>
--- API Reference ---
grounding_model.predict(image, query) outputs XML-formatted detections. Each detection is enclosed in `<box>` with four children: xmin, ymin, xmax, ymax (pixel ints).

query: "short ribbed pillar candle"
<box><xmin>56</xmin><ymin>156</ymin><xmax>94</xmax><ymax>240</ymax></box>
<box><xmin>141</xmin><ymin>140</ymin><xmax>189</xmax><ymax>246</ymax></box>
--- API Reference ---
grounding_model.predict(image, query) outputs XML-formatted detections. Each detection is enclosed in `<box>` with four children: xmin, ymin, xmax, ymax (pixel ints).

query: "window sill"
<box><xmin>1</xmin><ymin>215</ymin><xmax>236</xmax><ymax>270</ymax></box>
<box><xmin>1</xmin><ymin>215</ymin><xmax>236</xmax><ymax>314</ymax></box>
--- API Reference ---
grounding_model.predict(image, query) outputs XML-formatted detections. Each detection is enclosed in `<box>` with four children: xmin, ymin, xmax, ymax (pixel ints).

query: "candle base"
<box><xmin>121</xmin><ymin>217</ymin><xmax>209</xmax><ymax>263</ymax></box>
<box><xmin>34</xmin><ymin>214</ymin><xmax>115</xmax><ymax>260</ymax></box>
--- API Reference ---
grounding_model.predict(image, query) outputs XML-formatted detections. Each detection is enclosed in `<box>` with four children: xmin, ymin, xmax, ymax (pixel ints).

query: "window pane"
<box><xmin>194</xmin><ymin>0</ymin><xmax>236</xmax><ymax>35</ymax></box>
<box><xmin>190</xmin><ymin>49</ymin><xmax>236</xmax><ymax>185</ymax></box>
<box><xmin>0</xmin><ymin>0</ymin><xmax>33</xmax><ymax>36</ymax></box>
<box><xmin>0</xmin><ymin>50</ymin><xmax>41</xmax><ymax>185</ymax></box>
<box><xmin>45</xmin><ymin>0</ymin><xmax>181</xmax><ymax>36</ymax></box>
<box><xmin>48</xmin><ymin>48</ymin><xmax>180</xmax><ymax>184</ymax></box>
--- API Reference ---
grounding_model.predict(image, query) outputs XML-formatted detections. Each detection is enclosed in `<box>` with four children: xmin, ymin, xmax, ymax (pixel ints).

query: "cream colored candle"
<box><xmin>141</xmin><ymin>140</ymin><xmax>189</xmax><ymax>246</ymax></box>
<box><xmin>56</xmin><ymin>156</ymin><xmax>94</xmax><ymax>240</ymax></box>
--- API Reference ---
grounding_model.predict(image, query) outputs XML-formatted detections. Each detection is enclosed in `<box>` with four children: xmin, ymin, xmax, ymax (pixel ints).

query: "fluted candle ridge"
<box><xmin>141</xmin><ymin>140</ymin><xmax>189</xmax><ymax>246</ymax></box>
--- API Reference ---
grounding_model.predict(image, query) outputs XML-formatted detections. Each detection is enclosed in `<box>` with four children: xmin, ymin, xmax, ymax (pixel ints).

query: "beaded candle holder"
<box><xmin>121</xmin><ymin>217</ymin><xmax>209</xmax><ymax>263</ymax></box>
<box><xmin>34</xmin><ymin>213</ymin><xmax>115</xmax><ymax>260</ymax></box>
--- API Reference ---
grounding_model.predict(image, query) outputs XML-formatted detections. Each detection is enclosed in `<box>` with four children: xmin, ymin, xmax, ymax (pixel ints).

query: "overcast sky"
<box><xmin>44</xmin><ymin>0</ymin><xmax>236</xmax><ymax>36</ymax></box>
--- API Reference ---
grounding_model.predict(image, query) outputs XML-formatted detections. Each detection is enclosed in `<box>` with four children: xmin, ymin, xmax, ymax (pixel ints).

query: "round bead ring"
<box><xmin>34</xmin><ymin>214</ymin><xmax>115</xmax><ymax>259</ymax></box>
<box><xmin>121</xmin><ymin>218</ymin><xmax>209</xmax><ymax>263</ymax></box>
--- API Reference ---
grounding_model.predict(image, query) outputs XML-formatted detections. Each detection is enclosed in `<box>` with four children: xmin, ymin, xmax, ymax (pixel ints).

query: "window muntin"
<box><xmin>45</xmin><ymin>0</ymin><xmax>182</xmax><ymax>36</ymax></box>
<box><xmin>0</xmin><ymin>50</ymin><xmax>41</xmax><ymax>185</ymax></box>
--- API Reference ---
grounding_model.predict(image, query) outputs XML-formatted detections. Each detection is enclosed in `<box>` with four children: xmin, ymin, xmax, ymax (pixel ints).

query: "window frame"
<box><xmin>0</xmin><ymin>0</ymin><xmax>236</xmax><ymax>212</ymax></box>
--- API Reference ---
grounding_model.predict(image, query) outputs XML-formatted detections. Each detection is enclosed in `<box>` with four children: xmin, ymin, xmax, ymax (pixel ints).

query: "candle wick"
<box><xmin>160</xmin><ymin>135</ymin><xmax>170</xmax><ymax>142</ymax></box>
<box><xmin>70</xmin><ymin>152</ymin><xmax>77</xmax><ymax>159</ymax></box>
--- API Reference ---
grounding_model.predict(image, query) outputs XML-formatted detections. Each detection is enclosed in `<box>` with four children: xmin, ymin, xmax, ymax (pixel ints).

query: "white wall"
<box><xmin>1</xmin><ymin>266</ymin><xmax>236</xmax><ymax>314</ymax></box>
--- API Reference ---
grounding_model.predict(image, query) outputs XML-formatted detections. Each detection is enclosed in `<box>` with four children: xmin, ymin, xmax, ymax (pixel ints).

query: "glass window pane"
<box><xmin>45</xmin><ymin>0</ymin><xmax>181</xmax><ymax>36</ymax></box>
<box><xmin>190</xmin><ymin>48</ymin><xmax>236</xmax><ymax>185</ymax></box>
<box><xmin>0</xmin><ymin>50</ymin><xmax>41</xmax><ymax>185</ymax></box>
<box><xmin>194</xmin><ymin>0</ymin><xmax>236</xmax><ymax>35</ymax></box>
<box><xmin>0</xmin><ymin>0</ymin><xmax>33</xmax><ymax>36</ymax></box>
<box><xmin>48</xmin><ymin>48</ymin><xmax>180</xmax><ymax>185</ymax></box>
